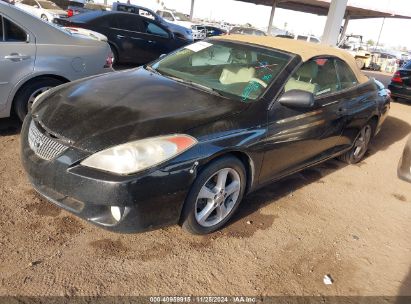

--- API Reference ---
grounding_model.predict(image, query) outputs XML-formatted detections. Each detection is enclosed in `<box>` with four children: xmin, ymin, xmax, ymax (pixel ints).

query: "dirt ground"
<box><xmin>0</xmin><ymin>72</ymin><xmax>410</xmax><ymax>297</ymax></box>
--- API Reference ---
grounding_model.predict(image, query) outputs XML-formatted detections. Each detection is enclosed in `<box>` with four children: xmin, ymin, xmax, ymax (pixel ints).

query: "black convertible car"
<box><xmin>54</xmin><ymin>11</ymin><xmax>191</xmax><ymax>65</ymax></box>
<box><xmin>21</xmin><ymin>36</ymin><xmax>389</xmax><ymax>234</ymax></box>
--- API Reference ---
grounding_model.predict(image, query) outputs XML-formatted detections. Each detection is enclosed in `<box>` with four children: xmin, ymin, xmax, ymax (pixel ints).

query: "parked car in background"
<box><xmin>15</xmin><ymin>0</ymin><xmax>67</xmax><ymax>21</ymax></box>
<box><xmin>112</xmin><ymin>2</ymin><xmax>193</xmax><ymax>41</ymax></box>
<box><xmin>339</xmin><ymin>35</ymin><xmax>372</xmax><ymax>69</ymax></box>
<box><xmin>204</xmin><ymin>25</ymin><xmax>226</xmax><ymax>37</ymax></box>
<box><xmin>388</xmin><ymin>60</ymin><xmax>411</xmax><ymax>101</ymax></box>
<box><xmin>294</xmin><ymin>34</ymin><xmax>320</xmax><ymax>43</ymax></box>
<box><xmin>54</xmin><ymin>11</ymin><xmax>191</xmax><ymax>65</ymax></box>
<box><xmin>0</xmin><ymin>2</ymin><xmax>113</xmax><ymax>121</ymax></box>
<box><xmin>229</xmin><ymin>26</ymin><xmax>266</xmax><ymax>36</ymax></box>
<box><xmin>219</xmin><ymin>21</ymin><xmax>233</xmax><ymax>32</ymax></box>
<box><xmin>191</xmin><ymin>24</ymin><xmax>206</xmax><ymax>40</ymax></box>
<box><xmin>156</xmin><ymin>9</ymin><xmax>205</xmax><ymax>40</ymax></box>
<box><xmin>67</xmin><ymin>1</ymin><xmax>110</xmax><ymax>17</ymax></box>
<box><xmin>21</xmin><ymin>36</ymin><xmax>387</xmax><ymax>235</ymax></box>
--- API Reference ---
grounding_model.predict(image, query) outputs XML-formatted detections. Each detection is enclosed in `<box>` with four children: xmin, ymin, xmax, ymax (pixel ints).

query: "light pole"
<box><xmin>376</xmin><ymin>17</ymin><xmax>386</xmax><ymax>48</ymax></box>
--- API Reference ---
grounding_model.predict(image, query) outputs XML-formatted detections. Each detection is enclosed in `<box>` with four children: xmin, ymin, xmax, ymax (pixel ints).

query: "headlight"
<box><xmin>81</xmin><ymin>134</ymin><xmax>197</xmax><ymax>175</ymax></box>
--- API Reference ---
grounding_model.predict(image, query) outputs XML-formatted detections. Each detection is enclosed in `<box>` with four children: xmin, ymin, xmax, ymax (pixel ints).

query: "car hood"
<box><xmin>32</xmin><ymin>68</ymin><xmax>246</xmax><ymax>152</ymax></box>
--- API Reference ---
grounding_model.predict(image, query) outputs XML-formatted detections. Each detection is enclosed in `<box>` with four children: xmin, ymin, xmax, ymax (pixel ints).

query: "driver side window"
<box><xmin>285</xmin><ymin>58</ymin><xmax>339</xmax><ymax>97</ymax></box>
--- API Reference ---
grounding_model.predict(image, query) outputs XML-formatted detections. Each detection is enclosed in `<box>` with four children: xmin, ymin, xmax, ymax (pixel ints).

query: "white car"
<box><xmin>295</xmin><ymin>34</ymin><xmax>321</xmax><ymax>43</ymax></box>
<box><xmin>15</xmin><ymin>0</ymin><xmax>67</xmax><ymax>22</ymax></box>
<box><xmin>0</xmin><ymin>2</ymin><xmax>113</xmax><ymax>121</ymax></box>
<box><xmin>156</xmin><ymin>9</ymin><xmax>206</xmax><ymax>40</ymax></box>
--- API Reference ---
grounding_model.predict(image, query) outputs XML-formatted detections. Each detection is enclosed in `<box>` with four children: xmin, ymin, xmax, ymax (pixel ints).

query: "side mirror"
<box><xmin>33</xmin><ymin>4</ymin><xmax>39</xmax><ymax>8</ymax></box>
<box><xmin>278</xmin><ymin>89</ymin><xmax>316</xmax><ymax>109</ymax></box>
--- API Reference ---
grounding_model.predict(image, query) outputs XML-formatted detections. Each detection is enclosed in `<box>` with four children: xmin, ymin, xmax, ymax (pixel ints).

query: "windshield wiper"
<box><xmin>144</xmin><ymin>65</ymin><xmax>161</xmax><ymax>75</ymax></box>
<box><xmin>163</xmin><ymin>75</ymin><xmax>225</xmax><ymax>97</ymax></box>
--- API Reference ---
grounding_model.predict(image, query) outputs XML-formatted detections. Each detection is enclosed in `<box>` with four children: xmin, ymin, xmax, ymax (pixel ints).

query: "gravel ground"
<box><xmin>0</xmin><ymin>72</ymin><xmax>410</xmax><ymax>297</ymax></box>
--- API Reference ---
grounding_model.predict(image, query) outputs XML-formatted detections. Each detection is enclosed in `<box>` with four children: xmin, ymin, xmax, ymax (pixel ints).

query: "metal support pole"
<box><xmin>267</xmin><ymin>0</ymin><xmax>278</xmax><ymax>36</ymax></box>
<box><xmin>190</xmin><ymin>0</ymin><xmax>195</xmax><ymax>21</ymax></box>
<box><xmin>322</xmin><ymin>0</ymin><xmax>348</xmax><ymax>46</ymax></box>
<box><xmin>339</xmin><ymin>14</ymin><xmax>350</xmax><ymax>45</ymax></box>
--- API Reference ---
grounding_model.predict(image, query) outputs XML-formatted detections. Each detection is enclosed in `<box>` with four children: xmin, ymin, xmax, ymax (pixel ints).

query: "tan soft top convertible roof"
<box><xmin>213</xmin><ymin>35</ymin><xmax>369</xmax><ymax>84</ymax></box>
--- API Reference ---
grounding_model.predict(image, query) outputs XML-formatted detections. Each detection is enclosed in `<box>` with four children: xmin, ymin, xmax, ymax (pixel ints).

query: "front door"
<box><xmin>111</xmin><ymin>14</ymin><xmax>147</xmax><ymax>64</ymax></box>
<box><xmin>259</xmin><ymin>57</ymin><xmax>347</xmax><ymax>183</ymax></box>
<box><xmin>139</xmin><ymin>19</ymin><xmax>173</xmax><ymax>62</ymax></box>
<box><xmin>0</xmin><ymin>15</ymin><xmax>36</xmax><ymax>113</ymax></box>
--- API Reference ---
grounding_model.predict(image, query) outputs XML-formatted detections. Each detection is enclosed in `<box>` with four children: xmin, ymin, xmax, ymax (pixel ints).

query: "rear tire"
<box><xmin>338</xmin><ymin>123</ymin><xmax>373</xmax><ymax>164</ymax></box>
<box><xmin>181</xmin><ymin>156</ymin><xmax>246</xmax><ymax>235</ymax></box>
<box><xmin>14</xmin><ymin>77</ymin><xmax>64</xmax><ymax>122</ymax></box>
<box><xmin>355</xmin><ymin>58</ymin><xmax>365</xmax><ymax>69</ymax></box>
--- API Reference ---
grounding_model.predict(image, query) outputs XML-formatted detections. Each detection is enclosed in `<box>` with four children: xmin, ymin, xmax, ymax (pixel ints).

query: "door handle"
<box><xmin>4</xmin><ymin>53</ymin><xmax>30</xmax><ymax>62</ymax></box>
<box><xmin>116</xmin><ymin>35</ymin><xmax>126</xmax><ymax>39</ymax></box>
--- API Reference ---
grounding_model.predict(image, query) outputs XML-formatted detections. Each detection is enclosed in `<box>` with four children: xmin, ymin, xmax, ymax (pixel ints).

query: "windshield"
<box><xmin>174</xmin><ymin>12</ymin><xmax>189</xmax><ymax>21</ymax></box>
<box><xmin>151</xmin><ymin>41</ymin><xmax>291</xmax><ymax>102</ymax></box>
<box><xmin>39</xmin><ymin>1</ymin><xmax>62</xmax><ymax>9</ymax></box>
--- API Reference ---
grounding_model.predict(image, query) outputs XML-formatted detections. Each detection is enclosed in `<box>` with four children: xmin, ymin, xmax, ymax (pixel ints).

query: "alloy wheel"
<box><xmin>28</xmin><ymin>87</ymin><xmax>52</xmax><ymax>112</ymax></box>
<box><xmin>195</xmin><ymin>168</ymin><xmax>241</xmax><ymax>227</ymax></box>
<box><xmin>353</xmin><ymin>125</ymin><xmax>372</xmax><ymax>160</ymax></box>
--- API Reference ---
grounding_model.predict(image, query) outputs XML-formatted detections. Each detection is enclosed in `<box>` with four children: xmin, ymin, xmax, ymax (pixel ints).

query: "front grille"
<box><xmin>28</xmin><ymin>121</ymin><xmax>68</xmax><ymax>160</ymax></box>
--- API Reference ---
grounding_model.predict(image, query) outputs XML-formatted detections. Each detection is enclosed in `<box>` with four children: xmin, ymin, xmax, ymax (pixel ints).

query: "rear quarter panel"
<box><xmin>339</xmin><ymin>80</ymin><xmax>380</xmax><ymax>147</ymax></box>
<box><xmin>1</xmin><ymin>40</ymin><xmax>113</xmax><ymax>118</ymax></box>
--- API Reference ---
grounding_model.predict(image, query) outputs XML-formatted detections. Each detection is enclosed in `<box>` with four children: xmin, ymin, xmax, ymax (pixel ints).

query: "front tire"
<box><xmin>339</xmin><ymin>123</ymin><xmax>373</xmax><ymax>164</ymax></box>
<box><xmin>181</xmin><ymin>156</ymin><xmax>246</xmax><ymax>235</ymax></box>
<box><xmin>14</xmin><ymin>77</ymin><xmax>64</xmax><ymax>121</ymax></box>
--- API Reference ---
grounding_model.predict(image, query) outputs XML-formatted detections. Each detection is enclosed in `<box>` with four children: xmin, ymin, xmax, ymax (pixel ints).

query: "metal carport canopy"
<box><xmin>233</xmin><ymin>0</ymin><xmax>411</xmax><ymax>19</ymax></box>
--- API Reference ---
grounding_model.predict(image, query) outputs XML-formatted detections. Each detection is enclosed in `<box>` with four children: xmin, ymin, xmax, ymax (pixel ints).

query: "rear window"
<box><xmin>335</xmin><ymin>59</ymin><xmax>358</xmax><ymax>90</ymax></box>
<box><xmin>404</xmin><ymin>61</ymin><xmax>411</xmax><ymax>69</ymax></box>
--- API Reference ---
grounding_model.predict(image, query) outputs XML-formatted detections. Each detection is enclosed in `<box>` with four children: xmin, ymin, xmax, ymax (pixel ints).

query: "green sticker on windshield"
<box><xmin>241</xmin><ymin>81</ymin><xmax>261</xmax><ymax>102</ymax></box>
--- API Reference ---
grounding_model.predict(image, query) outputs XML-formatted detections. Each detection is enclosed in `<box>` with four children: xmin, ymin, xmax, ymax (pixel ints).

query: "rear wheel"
<box><xmin>14</xmin><ymin>77</ymin><xmax>64</xmax><ymax>121</ymax></box>
<box><xmin>339</xmin><ymin>123</ymin><xmax>373</xmax><ymax>164</ymax></box>
<box><xmin>355</xmin><ymin>58</ymin><xmax>365</xmax><ymax>69</ymax></box>
<box><xmin>181</xmin><ymin>156</ymin><xmax>246</xmax><ymax>235</ymax></box>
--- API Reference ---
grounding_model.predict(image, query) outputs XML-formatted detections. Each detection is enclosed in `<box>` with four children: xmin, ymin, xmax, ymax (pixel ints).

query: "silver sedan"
<box><xmin>0</xmin><ymin>2</ymin><xmax>114</xmax><ymax>121</ymax></box>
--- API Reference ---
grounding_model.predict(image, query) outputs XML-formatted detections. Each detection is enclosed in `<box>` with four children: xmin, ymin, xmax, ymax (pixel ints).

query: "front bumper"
<box><xmin>20</xmin><ymin>117</ymin><xmax>195</xmax><ymax>233</ymax></box>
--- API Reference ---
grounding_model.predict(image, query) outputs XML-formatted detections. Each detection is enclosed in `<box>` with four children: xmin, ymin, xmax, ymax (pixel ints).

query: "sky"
<box><xmin>127</xmin><ymin>0</ymin><xmax>411</xmax><ymax>50</ymax></box>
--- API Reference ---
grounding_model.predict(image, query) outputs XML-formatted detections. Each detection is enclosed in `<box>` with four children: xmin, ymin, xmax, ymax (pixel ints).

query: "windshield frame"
<box><xmin>148</xmin><ymin>39</ymin><xmax>295</xmax><ymax>103</ymax></box>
